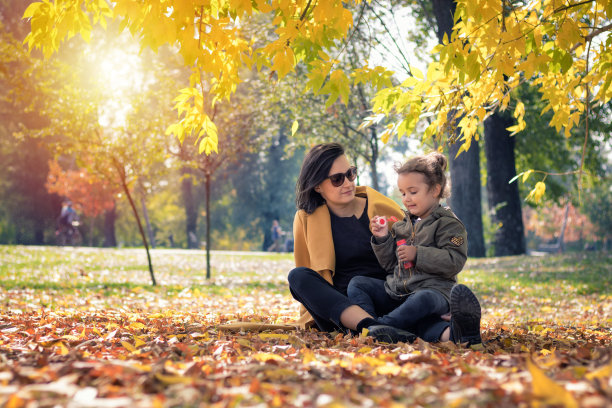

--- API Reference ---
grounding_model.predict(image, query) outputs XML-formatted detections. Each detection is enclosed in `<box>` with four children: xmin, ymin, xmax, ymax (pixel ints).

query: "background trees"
<box><xmin>0</xmin><ymin>0</ymin><xmax>608</xmax><ymax>257</ymax></box>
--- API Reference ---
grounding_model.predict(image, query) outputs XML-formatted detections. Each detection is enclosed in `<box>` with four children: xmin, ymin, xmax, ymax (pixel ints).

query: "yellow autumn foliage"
<box><xmin>23</xmin><ymin>0</ymin><xmax>363</xmax><ymax>155</ymax></box>
<box><xmin>21</xmin><ymin>0</ymin><xmax>612</xmax><ymax>198</ymax></box>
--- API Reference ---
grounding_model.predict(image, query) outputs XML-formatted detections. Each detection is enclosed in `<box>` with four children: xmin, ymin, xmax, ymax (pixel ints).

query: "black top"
<box><xmin>329</xmin><ymin>199</ymin><xmax>387</xmax><ymax>295</ymax></box>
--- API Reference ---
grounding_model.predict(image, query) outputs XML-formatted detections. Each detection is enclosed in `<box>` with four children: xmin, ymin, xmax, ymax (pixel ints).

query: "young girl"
<box><xmin>347</xmin><ymin>152</ymin><xmax>482</xmax><ymax>345</ymax></box>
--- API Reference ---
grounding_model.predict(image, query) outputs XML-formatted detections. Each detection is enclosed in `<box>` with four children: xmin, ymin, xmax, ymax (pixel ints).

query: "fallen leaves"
<box><xmin>0</xmin><ymin>248</ymin><xmax>610</xmax><ymax>406</ymax></box>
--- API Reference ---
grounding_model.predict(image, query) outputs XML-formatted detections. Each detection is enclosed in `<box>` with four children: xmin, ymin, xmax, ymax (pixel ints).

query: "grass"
<box><xmin>0</xmin><ymin>245</ymin><xmax>610</xmax><ymax>326</ymax></box>
<box><xmin>1</xmin><ymin>245</ymin><xmax>608</xmax><ymax>292</ymax></box>
<box><xmin>462</xmin><ymin>251</ymin><xmax>611</xmax><ymax>298</ymax></box>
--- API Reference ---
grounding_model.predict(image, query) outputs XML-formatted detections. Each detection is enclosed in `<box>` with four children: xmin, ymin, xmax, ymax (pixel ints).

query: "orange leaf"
<box><xmin>5</xmin><ymin>395</ymin><xmax>24</xmax><ymax>408</ymax></box>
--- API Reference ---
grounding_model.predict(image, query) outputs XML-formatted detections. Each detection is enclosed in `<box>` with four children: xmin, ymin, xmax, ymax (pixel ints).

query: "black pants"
<box><xmin>288</xmin><ymin>267</ymin><xmax>449</xmax><ymax>342</ymax></box>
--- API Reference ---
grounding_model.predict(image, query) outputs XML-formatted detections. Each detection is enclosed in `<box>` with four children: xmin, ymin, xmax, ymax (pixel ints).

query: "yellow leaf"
<box><xmin>22</xmin><ymin>2</ymin><xmax>41</xmax><ymax>19</ymax></box>
<box><xmin>5</xmin><ymin>394</ymin><xmax>23</xmax><ymax>408</ymax></box>
<box><xmin>133</xmin><ymin>336</ymin><xmax>146</xmax><ymax>348</ymax></box>
<box><xmin>522</xmin><ymin>169</ymin><xmax>533</xmax><ymax>183</ymax></box>
<box><xmin>258</xmin><ymin>333</ymin><xmax>289</xmax><ymax>341</ymax></box>
<box><xmin>252</xmin><ymin>352</ymin><xmax>285</xmax><ymax>363</ymax></box>
<box><xmin>56</xmin><ymin>341</ymin><xmax>69</xmax><ymax>355</ymax></box>
<box><xmin>129</xmin><ymin>322</ymin><xmax>146</xmax><ymax>330</ymax></box>
<box><xmin>526</xmin><ymin>181</ymin><xmax>546</xmax><ymax>204</ymax></box>
<box><xmin>199</xmin><ymin>136</ymin><xmax>218</xmax><ymax>155</ymax></box>
<box><xmin>121</xmin><ymin>341</ymin><xmax>137</xmax><ymax>353</ymax></box>
<box><xmin>291</xmin><ymin>120</ymin><xmax>299</xmax><ymax>136</ymax></box>
<box><xmin>273</xmin><ymin>47</ymin><xmax>295</xmax><ymax>78</ymax></box>
<box><xmin>527</xmin><ymin>358</ymin><xmax>578</xmax><ymax>408</ymax></box>
<box><xmin>154</xmin><ymin>373</ymin><xmax>193</xmax><ymax>385</ymax></box>
<box><xmin>302</xmin><ymin>349</ymin><xmax>315</xmax><ymax>364</ymax></box>
<box><xmin>263</xmin><ymin>368</ymin><xmax>299</xmax><ymax>381</ymax></box>
<box><xmin>585</xmin><ymin>361</ymin><xmax>612</xmax><ymax>381</ymax></box>
<box><xmin>409</xmin><ymin>64</ymin><xmax>424</xmax><ymax>80</ymax></box>
<box><xmin>236</xmin><ymin>338</ymin><xmax>254</xmax><ymax>350</ymax></box>
<box><xmin>61</xmin><ymin>335</ymin><xmax>80</xmax><ymax>341</ymax></box>
<box><xmin>353</xmin><ymin>356</ymin><xmax>385</xmax><ymax>367</ymax></box>
<box><xmin>129</xmin><ymin>363</ymin><xmax>152</xmax><ymax>372</ymax></box>
<box><xmin>358</xmin><ymin>346</ymin><xmax>372</xmax><ymax>353</ymax></box>
<box><xmin>376</xmin><ymin>365</ymin><xmax>401</xmax><ymax>375</ymax></box>
<box><xmin>380</xmin><ymin>128</ymin><xmax>391</xmax><ymax>144</ymax></box>
<box><xmin>513</xmin><ymin>101</ymin><xmax>525</xmax><ymax>119</ymax></box>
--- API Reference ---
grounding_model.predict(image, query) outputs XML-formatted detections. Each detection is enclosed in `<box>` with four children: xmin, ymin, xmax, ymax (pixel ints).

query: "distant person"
<box><xmin>58</xmin><ymin>200</ymin><xmax>77</xmax><ymax>230</ymax></box>
<box><xmin>56</xmin><ymin>200</ymin><xmax>80</xmax><ymax>245</ymax></box>
<box><xmin>267</xmin><ymin>220</ymin><xmax>283</xmax><ymax>252</ymax></box>
<box><xmin>283</xmin><ymin>234</ymin><xmax>294</xmax><ymax>253</ymax></box>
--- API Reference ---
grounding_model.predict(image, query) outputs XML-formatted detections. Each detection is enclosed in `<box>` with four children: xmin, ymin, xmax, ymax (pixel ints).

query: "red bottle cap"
<box><xmin>377</xmin><ymin>217</ymin><xmax>386</xmax><ymax>226</ymax></box>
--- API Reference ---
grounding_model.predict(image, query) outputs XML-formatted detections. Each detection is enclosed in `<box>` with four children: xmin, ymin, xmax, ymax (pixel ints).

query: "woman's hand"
<box><xmin>370</xmin><ymin>216</ymin><xmax>389</xmax><ymax>238</ymax></box>
<box><xmin>397</xmin><ymin>245</ymin><xmax>417</xmax><ymax>263</ymax></box>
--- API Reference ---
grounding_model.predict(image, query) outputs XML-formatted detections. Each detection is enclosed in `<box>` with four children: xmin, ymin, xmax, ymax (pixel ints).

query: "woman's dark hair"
<box><xmin>296</xmin><ymin>143</ymin><xmax>345</xmax><ymax>214</ymax></box>
<box><xmin>396</xmin><ymin>152</ymin><xmax>450</xmax><ymax>199</ymax></box>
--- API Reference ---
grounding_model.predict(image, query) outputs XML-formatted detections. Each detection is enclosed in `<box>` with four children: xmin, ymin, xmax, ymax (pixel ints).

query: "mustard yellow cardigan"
<box><xmin>292</xmin><ymin>186</ymin><xmax>405</xmax><ymax>328</ymax></box>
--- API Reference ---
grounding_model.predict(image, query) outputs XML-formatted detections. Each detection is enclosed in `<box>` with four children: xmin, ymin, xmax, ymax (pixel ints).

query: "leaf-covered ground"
<box><xmin>0</xmin><ymin>246</ymin><xmax>610</xmax><ymax>407</ymax></box>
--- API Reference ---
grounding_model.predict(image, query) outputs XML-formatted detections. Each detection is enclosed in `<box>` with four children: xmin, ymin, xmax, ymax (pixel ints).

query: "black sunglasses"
<box><xmin>327</xmin><ymin>166</ymin><xmax>357</xmax><ymax>187</ymax></box>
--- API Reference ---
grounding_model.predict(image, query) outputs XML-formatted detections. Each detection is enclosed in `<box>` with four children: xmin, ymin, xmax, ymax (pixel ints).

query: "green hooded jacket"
<box><xmin>371</xmin><ymin>205</ymin><xmax>468</xmax><ymax>302</ymax></box>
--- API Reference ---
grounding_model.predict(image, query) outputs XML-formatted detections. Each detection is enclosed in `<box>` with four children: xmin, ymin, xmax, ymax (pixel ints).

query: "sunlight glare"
<box><xmin>97</xmin><ymin>47</ymin><xmax>145</xmax><ymax>100</ymax></box>
<box><xmin>85</xmin><ymin>36</ymin><xmax>148</xmax><ymax>128</ymax></box>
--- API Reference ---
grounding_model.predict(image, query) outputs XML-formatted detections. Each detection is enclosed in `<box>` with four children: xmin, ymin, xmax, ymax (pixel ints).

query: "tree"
<box><xmin>431</xmin><ymin>0</ymin><xmax>486</xmax><ymax>257</ymax></box>
<box><xmin>46</xmin><ymin>159</ymin><xmax>118</xmax><ymax>245</ymax></box>
<box><xmin>581</xmin><ymin>180</ymin><xmax>612</xmax><ymax>248</ymax></box>
<box><xmin>23</xmin><ymin>0</ymin><xmax>611</xmax><ymax>245</ymax></box>
<box><xmin>513</xmin><ymin>87</ymin><xmax>612</xmax><ymax>203</ymax></box>
<box><xmin>309</xmin><ymin>2</ymin><xmax>394</xmax><ymax>191</ymax></box>
<box><xmin>524</xmin><ymin>202</ymin><xmax>598</xmax><ymax>248</ymax></box>
<box><xmin>367</xmin><ymin>0</ymin><xmax>612</xmax><ymax>200</ymax></box>
<box><xmin>484</xmin><ymin>111</ymin><xmax>526</xmax><ymax>256</ymax></box>
<box><xmin>0</xmin><ymin>1</ymin><xmax>60</xmax><ymax>244</ymax></box>
<box><xmin>26</xmin><ymin>27</ymin><xmax>179</xmax><ymax>284</ymax></box>
<box><xmin>24</xmin><ymin>0</ymin><xmax>360</xmax><ymax>156</ymax></box>
<box><xmin>174</xmin><ymin>87</ymin><xmax>258</xmax><ymax>278</ymax></box>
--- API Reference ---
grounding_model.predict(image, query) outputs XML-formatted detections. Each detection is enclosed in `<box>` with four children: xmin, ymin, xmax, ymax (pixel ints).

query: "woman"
<box><xmin>288</xmin><ymin>143</ymin><xmax>481</xmax><ymax>344</ymax></box>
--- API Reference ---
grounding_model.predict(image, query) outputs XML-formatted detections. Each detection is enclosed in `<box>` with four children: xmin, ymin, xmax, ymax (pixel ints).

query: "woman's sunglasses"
<box><xmin>327</xmin><ymin>166</ymin><xmax>358</xmax><ymax>187</ymax></box>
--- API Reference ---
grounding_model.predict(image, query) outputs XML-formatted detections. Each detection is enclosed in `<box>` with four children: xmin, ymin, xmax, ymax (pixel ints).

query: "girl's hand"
<box><xmin>370</xmin><ymin>216</ymin><xmax>389</xmax><ymax>238</ymax></box>
<box><xmin>397</xmin><ymin>245</ymin><xmax>417</xmax><ymax>262</ymax></box>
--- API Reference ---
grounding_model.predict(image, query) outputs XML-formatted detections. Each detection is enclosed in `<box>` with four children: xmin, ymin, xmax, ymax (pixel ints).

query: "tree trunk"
<box><xmin>89</xmin><ymin>217</ymin><xmax>95</xmax><ymax>247</ymax></box>
<box><xmin>484</xmin><ymin>112</ymin><xmax>526</xmax><ymax>256</ymax></box>
<box><xmin>121</xmin><ymin>180</ymin><xmax>156</xmax><ymax>285</ymax></box>
<box><xmin>433</xmin><ymin>0</ymin><xmax>485</xmax><ymax>257</ymax></box>
<box><xmin>558</xmin><ymin>202</ymin><xmax>570</xmax><ymax>253</ymax></box>
<box><xmin>34</xmin><ymin>222</ymin><xmax>44</xmax><ymax>245</ymax></box>
<box><xmin>369</xmin><ymin>159</ymin><xmax>379</xmax><ymax>191</ymax></box>
<box><xmin>103</xmin><ymin>203</ymin><xmax>117</xmax><ymax>247</ymax></box>
<box><xmin>448</xmin><ymin>140</ymin><xmax>486</xmax><ymax>257</ymax></box>
<box><xmin>112</xmin><ymin>158</ymin><xmax>156</xmax><ymax>286</ymax></box>
<box><xmin>140</xmin><ymin>196</ymin><xmax>156</xmax><ymax>249</ymax></box>
<box><xmin>432</xmin><ymin>0</ymin><xmax>456</xmax><ymax>44</ymax></box>
<box><xmin>181</xmin><ymin>168</ymin><xmax>199</xmax><ymax>249</ymax></box>
<box><xmin>205</xmin><ymin>173</ymin><xmax>211</xmax><ymax>279</ymax></box>
<box><xmin>369</xmin><ymin>127</ymin><xmax>379</xmax><ymax>191</ymax></box>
